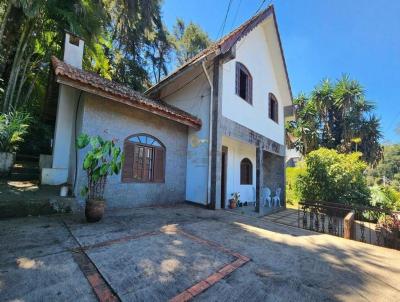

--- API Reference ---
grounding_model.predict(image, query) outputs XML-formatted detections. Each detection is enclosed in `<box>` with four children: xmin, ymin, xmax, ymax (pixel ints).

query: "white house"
<box><xmin>41</xmin><ymin>6</ymin><xmax>293</xmax><ymax>214</ymax></box>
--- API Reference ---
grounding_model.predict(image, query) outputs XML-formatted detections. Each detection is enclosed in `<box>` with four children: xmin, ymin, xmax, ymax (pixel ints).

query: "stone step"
<box><xmin>15</xmin><ymin>154</ymin><xmax>39</xmax><ymax>162</ymax></box>
<box><xmin>10</xmin><ymin>161</ymin><xmax>40</xmax><ymax>181</ymax></box>
<box><xmin>11</xmin><ymin>166</ymin><xmax>40</xmax><ymax>174</ymax></box>
<box><xmin>9</xmin><ymin>172</ymin><xmax>40</xmax><ymax>181</ymax></box>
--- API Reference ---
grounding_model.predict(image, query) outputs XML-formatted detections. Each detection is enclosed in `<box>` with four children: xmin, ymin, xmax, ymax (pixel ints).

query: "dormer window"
<box><xmin>235</xmin><ymin>62</ymin><xmax>252</xmax><ymax>104</ymax></box>
<box><xmin>269</xmin><ymin>93</ymin><xmax>278</xmax><ymax>123</ymax></box>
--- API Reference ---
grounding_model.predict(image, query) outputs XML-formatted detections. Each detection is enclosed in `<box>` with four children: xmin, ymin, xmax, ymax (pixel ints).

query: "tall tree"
<box><xmin>172</xmin><ymin>18</ymin><xmax>211</xmax><ymax>66</ymax></box>
<box><xmin>0</xmin><ymin>0</ymin><xmax>174</xmax><ymax>114</ymax></box>
<box><xmin>144</xmin><ymin>24</ymin><xmax>173</xmax><ymax>83</ymax></box>
<box><xmin>102</xmin><ymin>0</ymin><xmax>171</xmax><ymax>90</ymax></box>
<box><xmin>0</xmin><ymin>0</ymin><xmax>106</xmax><ymax>113</ymax></box>
<box><xmin>287</xmin><ymin>75</ymin><xmax>383</xmax><ymax>165</ymax></box>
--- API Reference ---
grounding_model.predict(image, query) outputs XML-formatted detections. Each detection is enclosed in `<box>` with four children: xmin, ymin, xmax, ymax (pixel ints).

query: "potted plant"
<box><xmin>229</xmin><ymin>192</ymin><xmax>240</xmax><ymax>209</ymax></box>
<box><xmin>76</xmin><ymin>133</ymin><xmax>123</xmax><ymax>222</ymax></box>
<box><xmin>0</xmin><ymin>111</ymin><xmax>30</xmax><ymax>174</ymax></box>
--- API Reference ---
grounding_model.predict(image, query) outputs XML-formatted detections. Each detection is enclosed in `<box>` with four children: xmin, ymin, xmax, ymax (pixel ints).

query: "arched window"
<box><xmin>269</xmin><ymin>93</ymin><xmax>279</xmax><ymax>123</ymax></box>
<box><xmin>240</xmin><ymin>158</ymin><xmax>253</xmax><ymax>185</ymax></box>
<box><xmin>235</xmin><ymin>62</ymin><xmax>252</xmax><ymax>104</ymax></box>
<box><xmin>122</xmin><ymin>134</ymin><xmax>165</xmax><ymax>183</ymax></box>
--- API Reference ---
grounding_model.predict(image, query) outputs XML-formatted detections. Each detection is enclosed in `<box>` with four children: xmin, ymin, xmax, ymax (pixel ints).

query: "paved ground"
<box><xmin>0</xmin><ymin>180</ymin><xmax>75</xmax><ymax>218</ymax></box>
<box><xmin>1</xmin><ymin>204</ymin><xmax>400</xmax><ymax>302</ymax></box>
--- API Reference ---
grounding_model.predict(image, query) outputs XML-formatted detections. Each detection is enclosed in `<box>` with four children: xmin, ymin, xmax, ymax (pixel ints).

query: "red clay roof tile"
<box><xmin>51</xmin><ymin>56</ymin><xmax>202</xmax><ymax>130</ymax></box>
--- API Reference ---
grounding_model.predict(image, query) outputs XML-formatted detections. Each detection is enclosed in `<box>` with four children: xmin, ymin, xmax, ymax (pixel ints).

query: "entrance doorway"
<box><xmin>221</xmin><ymin>146</ymin><xmax>228</xmax><ymax>209</ymax></box>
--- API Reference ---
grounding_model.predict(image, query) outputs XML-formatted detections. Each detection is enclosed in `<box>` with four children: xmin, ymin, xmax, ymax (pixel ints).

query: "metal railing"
<box><xmin>298</xmin><ymin>201</ymin><xmax>400</xmax><ymax>250</ymax></box>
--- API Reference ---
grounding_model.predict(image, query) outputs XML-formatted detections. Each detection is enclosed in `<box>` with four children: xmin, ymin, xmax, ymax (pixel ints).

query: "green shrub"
<box><xmin>286</xmin><ymin>164</ymin><xmax>305</xmax><ymax>206</ymax></box>
<box><xmin>0</xmin><ymin>111</ymin><xmax>31</xmax><ymax>153</ymax></box>
<box><xmin>370</xmin><ymin>185</ymin><xmax>400</xmax><ymax>211</ymax></box>
<box><xmin>295</xmin><ymin>148</ymin><xmax>370</xmax><ymax>206</ymax></box>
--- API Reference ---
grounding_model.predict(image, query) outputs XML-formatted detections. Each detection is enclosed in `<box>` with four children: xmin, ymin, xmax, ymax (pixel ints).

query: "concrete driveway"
<box><xmin>0</xmin><ymin>205</ymin><xmax>399</xmax><ymax>302</ymax></box>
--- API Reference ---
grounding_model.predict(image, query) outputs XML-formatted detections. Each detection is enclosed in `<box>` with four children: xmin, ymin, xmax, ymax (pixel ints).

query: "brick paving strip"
<box><xmin>169</xmin><ymin>229</ymin><xmax>251</xmax><ymax>302</ymax></box>
<box><xmin>62</xmin><ymin>221</ymin><xmax>250</xmax><ymax>302</ymax></box>
<box><xmin>62</xmin><ymin>221</ymin><xmax>121</xmax><ymax>302</ymax></box>
<box><xmin>71</xmin><ymin>250</ymin><xmax>120</xmax><ymax>302</ymax></box>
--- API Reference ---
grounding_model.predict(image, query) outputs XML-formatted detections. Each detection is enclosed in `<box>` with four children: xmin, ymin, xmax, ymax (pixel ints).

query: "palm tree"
<box><xmin>286</xmin><ymin>75</ymin><xmax>383</xmax><ymax>164</ymax></box>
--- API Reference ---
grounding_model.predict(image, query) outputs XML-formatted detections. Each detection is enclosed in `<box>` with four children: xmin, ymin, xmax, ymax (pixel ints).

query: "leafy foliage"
<box><xmin>367</xmin><ymin>144</ymin><xmax>400</xmax><ymax>189</ymax></box>
<box><xmin>0</xmin><ymin>0</ymin><xmax>107</xmax><ymax>113</ymax></box>
<box><xmin>370</xmin><ymin>185</ymin><xmax>400</xmax><ymax>211</ymax></box>
<box><xmin>77</xmin><ymin>133</ymin><xmax>123</xmax><ymax>201</ymax></box>
<box><xmin>0</xmin><ymin>111</ymin><xmax>30</xmax><ymax>152</ymax></box>
<box><xmin>295</xmin><ymin>148</ymin><xmax>371</xmax><ymax>206</ymax></box>
<box><xmin>172</xmin><ymin>18</ymin><xmax>211</xmax><ymax>66</ymax></box>
<box><xmin>0</xmin><ymin>1</ymin><xmax>215</xmax><ymax>155</ymax></box>
<box><xmin>286</xmin><ymin>75</ymin><xmax>383</xmax><ymax>165</ymax></box>
<box><xmin>286</xmin><ymin>164</ymin><xmax>305</xmax><ymax>206</ymax></box>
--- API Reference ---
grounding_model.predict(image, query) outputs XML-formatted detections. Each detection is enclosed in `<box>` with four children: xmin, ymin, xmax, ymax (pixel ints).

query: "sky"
<box><xmin>161</xmin><ymin>0</ymin><xmax>400</xmax><ymax>143</ymax></box>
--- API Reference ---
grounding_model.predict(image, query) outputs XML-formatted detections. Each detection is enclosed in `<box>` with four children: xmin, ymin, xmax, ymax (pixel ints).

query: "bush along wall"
<box><xmin>295</xmin><ymin>148</ymin><xmax>371</xmax><ymax>206</ymax></box>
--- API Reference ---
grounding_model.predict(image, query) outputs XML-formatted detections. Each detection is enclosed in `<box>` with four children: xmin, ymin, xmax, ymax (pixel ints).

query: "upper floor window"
<box><xmin>122</xmin><ymin>134</ymin><xmax>165</xmax><ymax>183</ymax></box>
<box><xmin>240</xmin><ymin>158</ymin><xmax>253</xmax><ymax>185</ymax></box>
<box><xmin>269</xmin><ymin>93</ymin><xmax>279</xmax><ymax>123</ymax></box>
<box><xmin>235</xmin><ymin>62</ymin><xmax>252</xmax><ymax>104</ymax></box>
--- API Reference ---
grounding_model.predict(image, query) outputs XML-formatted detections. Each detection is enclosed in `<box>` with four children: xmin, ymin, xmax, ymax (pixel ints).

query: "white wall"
<box><xmin>221</xmin><ymin>21</ymin><xmax>287</xmax><ymax>145</ymax></box>
<box><xmin>162</xmin><ymin>71</ymin><xmax>211</xmax><ymax>205</ymax></box>
<box><xmin>42</xmin><ymin>85</ymin><xmax>80</xmax><ymax>185</ymax></box>
<box><xmin>222</xmin><ymin>136</ymin><xmax>256</xmax><ymax>208</ymax></box>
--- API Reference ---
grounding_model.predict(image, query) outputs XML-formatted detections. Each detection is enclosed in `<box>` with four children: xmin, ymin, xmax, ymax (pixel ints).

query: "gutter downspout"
<box><xmin>202</xmin><ymin>61</ymin><xmax>213</xmax><ymax>207</ymax></box>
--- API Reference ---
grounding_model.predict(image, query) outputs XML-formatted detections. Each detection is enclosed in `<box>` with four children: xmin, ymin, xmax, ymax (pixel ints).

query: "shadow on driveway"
<box><xmin>0</xmin><ymin>204</ymin><xmax>399</xmax><ymax>301</ymax></box>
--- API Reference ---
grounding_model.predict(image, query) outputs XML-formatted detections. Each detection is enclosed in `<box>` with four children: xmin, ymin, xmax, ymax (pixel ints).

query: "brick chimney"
<box><xmin>63</xmin><ymin>32</ymin><xmax>84</xmax><ymax>69</ymax></box>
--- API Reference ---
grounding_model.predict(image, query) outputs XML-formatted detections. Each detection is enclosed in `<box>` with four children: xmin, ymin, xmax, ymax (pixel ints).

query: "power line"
<box><xmin>217</xmin><ymin>0</ymin><xmax>234</xmax><ymax>39</ymax></box>
<box><xmin>229</xmin><ymin>0</ymin><xmax>242</xmax><ymax>31</ymax></box>
<box><xmin>231</xmin><ymin>0</ymin><xmax>271</xmax><ymax>54</ymax></box>
<box><xmin>161</xmin><ymin>0</ymin><xmax>272</xmax><ymax>101</ymax></box>
<box><xmin>255</xmin><ymin>0</ymin><xmax>268</xmax><ymax>14</ymax></box>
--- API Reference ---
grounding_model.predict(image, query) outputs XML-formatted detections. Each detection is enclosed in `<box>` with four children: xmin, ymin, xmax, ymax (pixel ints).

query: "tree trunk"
<box><xmin>14</xmin><ymin>51</ymin><xmax>35</xmax><ymax>109</ymax></box>
<box><xmin>0</xmin><ymin>5</ymin><xmax>25</xmax><ymax>82</ymax></box>
<box><xmin>0</xmin><ymin>1</ymin><xmax>12</xmax><ymax>48</ymax></box>
<box><xmin>2</xmin><ymin>22</ymin><xmax>33</xmax><ymax>112</ymax></box>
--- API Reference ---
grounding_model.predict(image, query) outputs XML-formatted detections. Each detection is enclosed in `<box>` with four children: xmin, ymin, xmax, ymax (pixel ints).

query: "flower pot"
<box><xmin>229</xmin><ymin>199</ymin><xmax>237</xmax><ymax>209</ymax></box>
<box><xmin>0</xmin><ymin>152</ymin><xmax>16</xmax><ymax>174</ymax></box>
<box><xmin>85</xmin><ymin>199</ymin><xmax>105</xmax><ymax>222</ymax></box>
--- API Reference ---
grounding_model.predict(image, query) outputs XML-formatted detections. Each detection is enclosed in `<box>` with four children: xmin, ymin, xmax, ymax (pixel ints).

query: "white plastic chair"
<box><xmin>262</xmin><ymin>187</ymin><xmax>272</xmax><ymax>207</ymax></box>
<box><xmin>273</xmin><ymin>187</ymin><xmax>282</xmax><ymax>207</ymax></box>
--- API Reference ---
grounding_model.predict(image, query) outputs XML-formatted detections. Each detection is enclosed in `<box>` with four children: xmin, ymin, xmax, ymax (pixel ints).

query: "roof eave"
<box><xmin>55</xmin><ymin>75</ymin><xmax>202</xmax><ymax>130</ymax></box>
<box><xmin>270</xmin><ymin>6</ymin><xmax>293</xmax><ymax>104</ymax></box>
<box><xmin>144</xmin><ymin>51</ymin><xmax>218</xmax><ymax>97</ymax></box>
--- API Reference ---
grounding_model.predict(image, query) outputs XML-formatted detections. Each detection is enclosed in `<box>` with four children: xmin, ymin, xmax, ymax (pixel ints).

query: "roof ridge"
<box><xmin>145</xmin><ymin>6</ymin><xmax>274</xmax><ymax>95</ymax></box>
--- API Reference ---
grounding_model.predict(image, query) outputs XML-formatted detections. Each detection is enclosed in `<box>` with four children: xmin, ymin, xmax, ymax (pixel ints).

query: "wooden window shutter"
<box><xmin>240</xmin><ymin>158</ymin><xmax>252</xmax><ymax>185</ymax></box>
<box><xmin>269</xmin><ymin>98</ymin><xmax>273</xmax><ymax>120</ymax></box>
<box><xmin>248</xmin><ymin>74</ymin><xmax>253</xmax><ymax>104</ymax></box>
<box><xmin>240</xmin><ymin>164</ymin><xmax>245</xmax><ymax>184</ymax></box>
<box><xmin>153</xmin><ymin>147</ymin><xmax>165</xmax><ymax>183</ymax></box>
<box><xmin>122</xmin><ymin>142</ymin><xmax>135</xmax><ymax>182</ymax></box>
<box><xmin>235</xmin><ymin>63</ymin><xmax>240</xmax><ymax>95</ymax></box>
